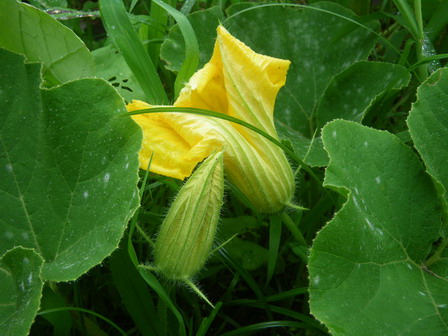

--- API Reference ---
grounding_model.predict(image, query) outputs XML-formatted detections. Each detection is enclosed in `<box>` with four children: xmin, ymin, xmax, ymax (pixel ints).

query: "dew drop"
<box><xmin>103</xmin><ymin>173</ymin><xmax>110</xmax><ymax>183</ymax></box>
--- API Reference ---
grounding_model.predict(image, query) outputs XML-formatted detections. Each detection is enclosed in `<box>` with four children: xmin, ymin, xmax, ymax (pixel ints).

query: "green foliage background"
<box><xmin>0</xmin><ymin>0</ymin><xmax>447</xmax><ymax>335</ymax></box>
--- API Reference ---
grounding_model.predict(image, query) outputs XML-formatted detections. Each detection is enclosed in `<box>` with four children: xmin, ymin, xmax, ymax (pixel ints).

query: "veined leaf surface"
<box><xmin>0</xmin><ymin>49</ymin><xmax>141</xmax><ymax>281</ymax></box>
<box><xmin>309</xmin><ymin>120</ymin><xmax>448</xmax><ymax>335</ymax></box>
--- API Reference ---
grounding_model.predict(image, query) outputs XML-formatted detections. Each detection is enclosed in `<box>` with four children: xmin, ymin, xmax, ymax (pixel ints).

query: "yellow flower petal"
<box><xmin>128</xmin><ymin>100</ymin><xmax>223</xmax><ymax>180</ymax></box>
<box><xmin>176</xmin><ymin>26</ymin><xmax>290</xmax><ymax>138</ymax></box>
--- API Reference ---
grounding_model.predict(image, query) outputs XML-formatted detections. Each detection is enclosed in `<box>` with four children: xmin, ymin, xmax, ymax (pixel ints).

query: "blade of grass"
<box><xmin>146</xmin><ymin>0</ymin><xmax>169</xmax><ymax>68</ymax></box>
<box><xmin>281</xmin><ymin>212</ymin><xmax>308</xmax><ymax>247</ymax></box>
<box><xmin>181</xmin><ymin>0</ymin><xmax>197</xmax><ymax>15</ymax></box>
<box><xmin>153</xmin><ymin>0</ymin><xmax>199</xmax><ymax>98</ymax></box>
<box><xmin>218</xmin><ymin>248</ymin><xmax>273</xmax><ymax>320</ymax></box>
<box><xmin>220</xmin><ymin>320</ymin><xmax>317</xmax><ymax>335</ymax></box>
<box><xmin>265</xmin><ymin>287</ymin><xmax>309</xmax><ymax>301</ymax></box>
<box><xmin>409</xmin><ymin>54</ymin><xmax>448</xmax><ymax>70</ymax></box>
<box><xmin>110</xmin><ymin>246</ymin><xmax>160</xmax><ymax>336</ymax></box>
<box><xmin>138</xmin><ymin>267</ymin><xmax>187</xmax><ymax>336</ymax></box>
<box><xmin>99</xmin><ymin>0</ymin><xmax>168</xmax><ymax>104</ymax></box>
<box><xmin>195</xmin><ymin>302</ymin><xmax>223</xmax><ymax>336</ymax></box>
<box><xmin>266</xmin><ymin>215</ymin><xmax>282</xmax><ymax>285</ymax></box>
<box><xmin>391</xmin><ymin>0</ymin><xmax>419</xmax><ymax>39</ymax></box>
<box><xmin>38</xmin><ymin>307</ymin><xmax>128</xmax><ymax>336</ymax></box>
<box><xmin>225</xmin><ymin>300</ymin><xmax>325</xmax><ymax>331</ymax></box>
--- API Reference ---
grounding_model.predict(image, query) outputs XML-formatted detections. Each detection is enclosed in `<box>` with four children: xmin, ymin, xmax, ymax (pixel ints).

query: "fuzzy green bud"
<box><xmin>154</xmin><ymin>151</ymin><xmax>224</xmax><ymax>280</ymax></box>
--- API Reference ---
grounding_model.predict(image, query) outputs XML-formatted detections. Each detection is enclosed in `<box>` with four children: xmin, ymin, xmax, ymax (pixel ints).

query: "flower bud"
<box><xmin>154</xmin><ymin>151</ymin><xmax>224</xmax><ymax>280</ymax></box>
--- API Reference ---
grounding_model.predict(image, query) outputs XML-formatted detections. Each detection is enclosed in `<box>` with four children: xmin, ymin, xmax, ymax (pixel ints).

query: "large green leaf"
<box><xmin>309</xmin><ymin>120</ymin><xmax>448</xmax><ymax>335</ymax></box>
<box><xmin>0</xmin><ymin>0</ymin><xmax>94</xmax><ymax>86</ymax></box>
<box><xmin>0</xmin><ymin>247</ymin><xmax>44</xmax><ymax>336</ymax></box>
<box><xmin>316</xmin><ymin>61</ymin><xmax>411</xmax><ymax>129</ymax></box>
<box><xmin>0</xmin><ymin>49</ymin><xmax>141</xmax><ymax>281</ymax></box>
<box><xmin>224</xmin><ymin>3</ymin><xmax>379</xmax><ymax>137</ymax></box>
<box><xmin>276</xmin><ymin>61</ymin><xmax>410</xmax><ymax>167</ymax></box>
<box><xmin>408</xmin><ymin>68</ymin><xmax>448</xmax><ymax>214</ymax></box>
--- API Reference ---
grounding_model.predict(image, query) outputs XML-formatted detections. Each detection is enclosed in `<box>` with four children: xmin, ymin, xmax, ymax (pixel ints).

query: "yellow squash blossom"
<box><xmin>154</xmin><ymin>151</ymin><xmax>224</xmax><ymax>281</ymax></box>
<box><xmin>128</xmin><ymin>26</ymin><xmax>294</xmax><ymax>213</ymax></box>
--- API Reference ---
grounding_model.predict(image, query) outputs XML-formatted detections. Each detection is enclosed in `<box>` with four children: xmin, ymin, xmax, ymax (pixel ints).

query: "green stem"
<box><xmin>392</xmin><ymin>0</ymin><xmax>426</xmax><ymax>81</ymax></box>
<box><xmin>413</xmin><ymin>0</ymin><xmax>428</xmax><ymax>81</ymax></box>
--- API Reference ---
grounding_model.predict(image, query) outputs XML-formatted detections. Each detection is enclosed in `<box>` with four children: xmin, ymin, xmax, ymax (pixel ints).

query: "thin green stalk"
<box><xmin>413</xmin><ymin>0</ymin><xmax>427</xmax><ymax>81</ymax></box>
<box><xmin>392</xmin><ymin>0</ymin><xmax>427</xmax><ymax>81</ymax></box>
<box><xmin>127</xmin><ymin>154</ymin><xmax>153</xmax><ymax>266</ymax></box>
<box><xmin>409</xmin><ymin>54</ymin><xmax>448</xmax><ymax>70</ymax></box>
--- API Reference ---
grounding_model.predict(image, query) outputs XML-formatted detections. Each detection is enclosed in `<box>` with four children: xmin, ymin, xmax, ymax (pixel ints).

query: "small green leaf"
<box><xmin>309</xmin><ymin>120</ymin><xmax>447</xmax><ymax>335</ymax></box>
<box><xmin>0</xmin><ymin>49</ymin><xmax>141</xmax><ymax>281</ymax></box>
<box><xmin>0</xmin><ymin>247</ymin><xmax>44</xmax><ymax>336</ymax></box>
<box><xmin>0</xmin><ymin>0</ymin><xmax>93</xmax><ymax>85</ymax></box>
